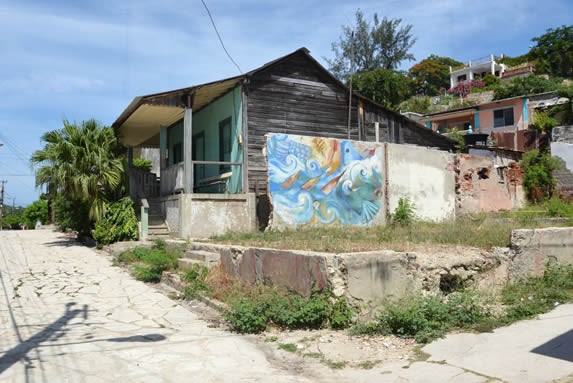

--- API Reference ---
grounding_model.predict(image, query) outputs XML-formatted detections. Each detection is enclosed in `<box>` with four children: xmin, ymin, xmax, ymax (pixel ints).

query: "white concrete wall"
<box><xmin>386</xmin><ymin>143</ymin><xmax>456</xmax><ymax>221</ymax></box>
<box><xmin>179</xmin><ymin>193</ymin><xmax>257</xmax><ymax>239</ymax></box>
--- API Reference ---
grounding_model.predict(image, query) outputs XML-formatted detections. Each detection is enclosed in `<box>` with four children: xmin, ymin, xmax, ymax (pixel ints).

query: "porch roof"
<box><xmin>114</xmin><ymin>77</ymin><xmax>242</xmax><ymax>147</ymax></box>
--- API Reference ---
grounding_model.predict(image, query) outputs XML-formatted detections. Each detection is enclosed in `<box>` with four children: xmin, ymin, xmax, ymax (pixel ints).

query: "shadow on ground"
<box><xmin>531</xmin><ymin>329</ymin><xmax>573</xmax><ymax>362</ymax></box>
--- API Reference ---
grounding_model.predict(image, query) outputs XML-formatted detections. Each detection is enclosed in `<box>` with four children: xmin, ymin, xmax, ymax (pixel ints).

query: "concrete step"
<box><xmin>178</xmin><ymin>257</ymin><xmax>212</xmax><ymax>271</ymax></box>
<box><xmin>183</xmin><ymin>249</ymin><xmax>220</xmax><ymax>264</ymax></box>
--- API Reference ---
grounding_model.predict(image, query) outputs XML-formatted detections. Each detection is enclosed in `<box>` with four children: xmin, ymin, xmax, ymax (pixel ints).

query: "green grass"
<box><xmin>350</xmin><ymin>264</ymin><xmax>573</xmax><ymax>343</ymax></box>
<box><xmin>211</xmin><ymin>212</ymin><xmax>571</xmax><ymax>252</ymax></box>
<box><xmin>277</xmin><ymin>343</ymin><xmax>298</xmax><ymax>353</ymax></box>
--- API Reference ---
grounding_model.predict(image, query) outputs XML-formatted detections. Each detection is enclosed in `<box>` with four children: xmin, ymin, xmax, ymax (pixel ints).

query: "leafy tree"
<box><xmin>327</xmin><ymin>10</ymin><xmax>416</xmax><ymax>80</ymax></box>
<box><xmin>22</xmin><ymin>200</ymin><xmax>49</xmax><ymax>229</ymax></box>
<box><xmin>494</xmin><ymin>75</ymin><xmax>561</xmax><ymax>100</ymax></box>
<box><xmin>353</xmin><ymin>69</ymin><xmax>412</xmax><ymax>109</ymax></box>
<box><xmin>498</xmin><ymin>53</ymin><xmax>531</xmax><ymax>68</ymax></box>
<box><xmin>529</xmin><ymin>25</ymin><xmax>573</xmax><ymax>78</ymax></box>
<box><xmin>31</xmin><ymin>119</ymin><xmax>125</xmax><ymax>222</ymax></box>
<box><xmin>409</xmin><ymin>55</ymin><xmax>462</xmax><ymax>96</ymax></box>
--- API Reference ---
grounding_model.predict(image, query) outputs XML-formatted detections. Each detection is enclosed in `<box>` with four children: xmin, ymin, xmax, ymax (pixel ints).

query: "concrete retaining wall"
<box><xmin>386</xmin><ymin>143</ymin><xmax>456</xmax><ymax>221</ymax></box>
<box><xmin>187</xmin><ymin>226</ymin><xmax>571</xmax><ymax>310</ymax></box>
<box><xmin>509</xmin><ymin>227</ymin><xmax>573</xmax><ymax>279</ymax></box>
<box><xmin>195</xmin><ymin>242</ymin><xmax>507</xmax><ymax>307</ymax></box>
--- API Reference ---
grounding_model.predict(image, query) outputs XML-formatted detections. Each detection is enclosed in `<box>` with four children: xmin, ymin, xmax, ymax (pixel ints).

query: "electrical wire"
<box><xmin>200</xmin><ymin>0</ymin><xmax>243</xmax><ymax>74</ymax></box>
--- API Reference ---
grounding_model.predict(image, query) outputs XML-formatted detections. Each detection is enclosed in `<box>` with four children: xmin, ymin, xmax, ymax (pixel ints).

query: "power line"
<box><xmin>200</xmin><ymin>0</ymin><xmax>242</xmax><ymax>74</ymax></box>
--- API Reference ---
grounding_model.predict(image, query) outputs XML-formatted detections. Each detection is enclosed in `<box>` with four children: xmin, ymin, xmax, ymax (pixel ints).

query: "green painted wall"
<box><xmin>166</xmin><ymin>85</ymin><xmax>243</xmax><ymax>193</ymax></box>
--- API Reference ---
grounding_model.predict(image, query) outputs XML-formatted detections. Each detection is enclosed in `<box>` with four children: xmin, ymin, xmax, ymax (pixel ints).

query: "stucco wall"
<box><xmin>456</xmin><ymin>153</ymin><xmax>525</xmax><ymax>214</ymax></box>
<box><xmin>178</xmin><ymin>193</ymin><xmax>256</xmax><ymax>239</ymax></box>
<box><xmin>386</xmin><ymin>143</ymin><xmax>456</xmax><ymax>221</ymax></box>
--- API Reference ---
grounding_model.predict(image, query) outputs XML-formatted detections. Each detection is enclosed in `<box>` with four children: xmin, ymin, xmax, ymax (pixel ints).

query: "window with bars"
<box><xmin>493</xmin><ymin>108</ymin><xmax>514</xmax><ymax>128</ymax></box>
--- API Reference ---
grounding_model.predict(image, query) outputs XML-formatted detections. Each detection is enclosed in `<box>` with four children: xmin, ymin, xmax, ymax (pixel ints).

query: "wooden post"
<box><xmin>183</xmin><ymin>108</ymin><xmax>193</xmax><ymax>193</ymax></box>
<box><xmin>127</xmin><ymin>147</ymin><xmax>135</xmax><ymax>198</ymax></box>
<box><xmin>159</xmin><ymin>125</ymin><xmax>167</xmax><ymax>196</ymax></box>
<box><xmin>241</xmin><ymin>87</ymin><xmax>249</xmax><ymax>193</ymax></box>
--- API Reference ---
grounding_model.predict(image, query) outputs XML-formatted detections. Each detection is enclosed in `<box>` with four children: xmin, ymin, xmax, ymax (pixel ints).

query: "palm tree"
<box><xmin>31</xmin><ymin>119</ymin><xmax>125</xmax><ymax>221</ymax></box>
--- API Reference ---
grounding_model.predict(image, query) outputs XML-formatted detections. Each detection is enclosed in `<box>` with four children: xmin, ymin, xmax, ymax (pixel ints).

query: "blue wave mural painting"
<box><xmin>267</xmin><ymin>134</ymin><xmax>384</xmax><ymax>226</ymax></box>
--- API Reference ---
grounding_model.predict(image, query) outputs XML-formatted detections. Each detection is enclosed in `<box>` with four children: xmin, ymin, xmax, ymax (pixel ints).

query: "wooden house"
<box><xmin>113</xmin><ymin>47</ymin><xmax>455</xmax><ymax>239</ymax></box>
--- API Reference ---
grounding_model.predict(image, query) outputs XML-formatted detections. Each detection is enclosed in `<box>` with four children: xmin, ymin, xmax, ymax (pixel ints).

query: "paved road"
<box><xmin>0</xmin><ymin>230</ymin><xmax>311</xmax><ymax>383</ymax></box>
<box><xmin>2</xmin><ymin>229</ymin><xmax>573</xmax><ymax>383</ymax></box>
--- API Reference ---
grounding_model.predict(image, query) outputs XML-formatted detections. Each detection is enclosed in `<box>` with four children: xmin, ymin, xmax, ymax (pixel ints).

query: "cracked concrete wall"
<box><xmin>456</xmin><ymin>153</ymin><xmax>525</xmax><ymax>215</ymax></box>
<box><xmin>199</xmin><ymin>242</ymin><xmax>509</xmax><ymax>307</ymax></box>
<box><xmin>386</xmin><ymin>143</ymin><xmax>456</xmax><ymax>221</ymax></box>
<box><xmin>509</xmin><ymin>227</ymin><xmax>573</xmax><ymax>279</ymax></box>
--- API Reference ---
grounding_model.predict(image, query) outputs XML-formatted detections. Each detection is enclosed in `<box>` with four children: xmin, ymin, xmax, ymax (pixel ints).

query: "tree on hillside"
<box><xmin>31</xmin><ymin>119</ymin><xmax>125</xmax><ymax>222</ymax></box>
<box><xmin>353</xmin><ymin>69</ymin><xmax>412</xmax><ymax>109</ymax></box>
<box><xmin>529</xmin><ymin>25</ymin><xmax>573</xmax><ymax>78</ymax></box>
<box><xmin>494</xmin><ymin>75</ymin><xmax>561</xmax><ymax>100</ymax></box>
<box><xmin>326</xmin><ymin>10</ymin><xmax>417</xmax><ymax>80</ymax></box>
<box><xmin>408</xmin><ymin>55</ymin><xmax>462</xmax><ymax>96</ymax></box>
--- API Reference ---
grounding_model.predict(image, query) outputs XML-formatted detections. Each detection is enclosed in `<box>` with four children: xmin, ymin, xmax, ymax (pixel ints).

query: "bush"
<box><xmin>132</xmin><ymin>158</ymin><xmax>152</xmax><ymax>172</ymax></box>
<box><xmin>115</xmin><ymin>243</ymin><xmax>179</xmax><ymax>283</ymax></box>
<box><xmin>22</xmin><ymin>200</ymin><xmax>49</xmax><ymax>229</ymax></box>
<box><xmin>224</xmin><ymin>289</ymin><xmax>355</xmax><ymax>333</ymax></box>
<box><xmin>521</xmin><ymin>149</ymin><xmax>561</xmax><ymax>202</ymax></box>
<box><xmin>93</xmin><ymin>197</ymin><xmax>139</xmax><ymax>247</ymax></box>
<box><xmin>54</xmin><ymin>195</ymin><xmax>92</xmax><ymax>236</ymax></box>
<box><xmin>532</xmin><ymin>111</ymin><xmax>558</xmax><ymax>132</ymax></box>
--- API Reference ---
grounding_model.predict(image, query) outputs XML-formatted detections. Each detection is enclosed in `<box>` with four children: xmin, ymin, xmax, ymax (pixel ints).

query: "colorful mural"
<box><xmin>267</xmin><ymin>134</ymin><xmax>384</xmax><ymax>226</ymax></box>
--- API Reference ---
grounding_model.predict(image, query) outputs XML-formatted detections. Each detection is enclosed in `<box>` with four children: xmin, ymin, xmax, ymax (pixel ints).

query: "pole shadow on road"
<box><xmin>1</xmin><ymin>298</ymin><xmax>166</xmax><ymax>376</ymax></box>
<box><xmin>531</xmin><ymin>329</ymin><xmax>573</xmax><ymax>362</ymax></box>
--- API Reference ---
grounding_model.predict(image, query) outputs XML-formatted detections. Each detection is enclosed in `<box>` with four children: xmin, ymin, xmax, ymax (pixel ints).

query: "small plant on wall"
<box><xmin>392</xmin><ymin>197</ymin><xmax>416</xmax><ymax>226</ymax></box>
<box><xmin>132</xmin><ymin>158</ymin><xmax>153</xmax><ymax>172</ymax></box>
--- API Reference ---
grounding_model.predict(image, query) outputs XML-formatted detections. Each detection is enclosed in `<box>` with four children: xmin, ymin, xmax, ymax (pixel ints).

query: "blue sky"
<box><xmin>0</xmin><ymin>0</ymin><xmax>571</xmax><ymax>206</ymax></box>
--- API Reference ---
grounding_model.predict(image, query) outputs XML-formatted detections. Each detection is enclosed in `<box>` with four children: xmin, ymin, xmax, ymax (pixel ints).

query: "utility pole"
<box><xmin>0</xmin><ymin>180</ymin><xmax>6</xmax><ymax>231</ymax></box>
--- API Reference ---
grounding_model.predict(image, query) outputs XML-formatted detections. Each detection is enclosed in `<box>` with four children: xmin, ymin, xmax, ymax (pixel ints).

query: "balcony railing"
<box><xmin>161</xmin><ymin>162</ymin><xmax>184</xmax><ymax>195</ymax></box>
<box><xmin>160</xmin><ymin>160</ymin><xmax>242</xmax><ymax>195</ymax></box>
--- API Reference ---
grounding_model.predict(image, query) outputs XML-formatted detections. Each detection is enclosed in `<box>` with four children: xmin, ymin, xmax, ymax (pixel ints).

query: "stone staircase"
<box><xmin>147</xmin><ymin>198</ymin><xmax>170</xmax><ymax>239</ymax></box>
<box><xmin>178</xmin><ymin>249</ymin><xmax>220</xmax><ymax>270</ymax></box>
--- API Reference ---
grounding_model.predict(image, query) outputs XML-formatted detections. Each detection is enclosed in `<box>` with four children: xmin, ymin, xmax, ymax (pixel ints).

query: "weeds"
<box><xmin>115</xmin><ymin>242</ymin><xmax>179</xmax><ymax>283</ymax></box>
<box><xmin>223</xmin><ymin>288</ymin><xmax>355</xmax><ymax>334</ymax></box>
<box><xmin>183</xmin><ymin>264</ymin><xmax>211</xmax><ymax>298</ymax></box>
<box><xmin>277</xmin><ymin>343</ymin><xmax>298</xmax><ymax>353</ymax></box>
<box><xmin>212</xmin><ymin>212</ymin><xmax>570</xmax><ymax>252</ymax></box>
<box><xmin>391</xmin><ymin>197</ymin><xmax>416</xmax><ymax>226</ymax></box>
<box><xmin>351</xmin><ymin>264</ymin><xmax>573</xmax><ymax>343</ymax></box>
